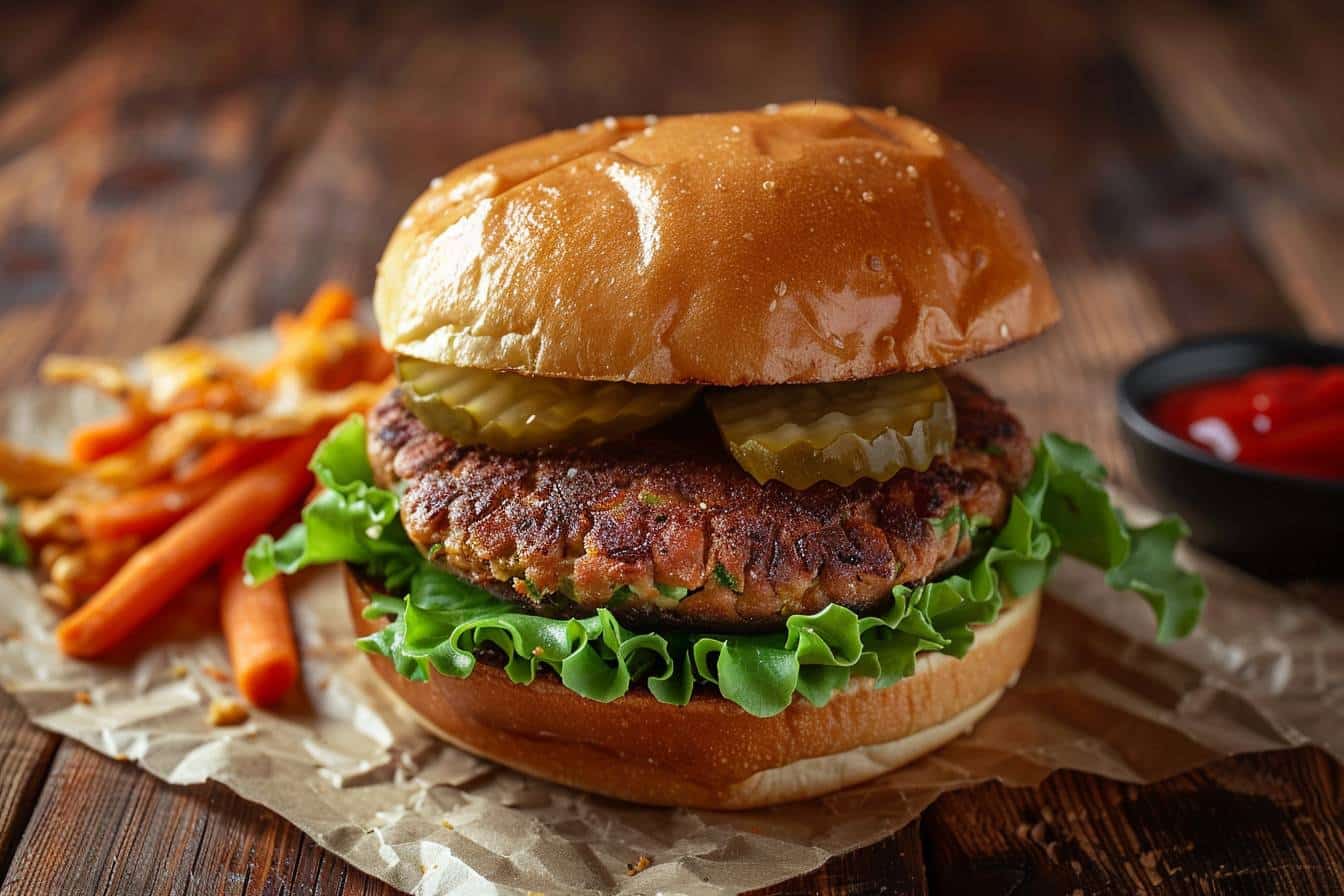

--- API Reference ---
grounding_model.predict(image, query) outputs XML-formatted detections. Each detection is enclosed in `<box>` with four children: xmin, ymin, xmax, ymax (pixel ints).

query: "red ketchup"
<box><xmin>1149</xmin><ymin>364</ymin><xmax>1344</xmax><ymax>481</ymax></box>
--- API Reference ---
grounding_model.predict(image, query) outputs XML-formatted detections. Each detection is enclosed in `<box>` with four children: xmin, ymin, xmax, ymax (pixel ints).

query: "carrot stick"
<box><xmin>68</xmin><ymin>414</ymin><xmax>159</xmax><ymax>465</ymax></box>
<box><xmin>175</xmin><ymin>438</ymin><xmax>273</xmax><ymax>485</ymax></box>
<box><xmin>55</xmin><ymin>433</ymin><xmax>323</xmax><ymax>659</ymax></box>
<box><xmin>256</xmin><ymin>283</ymin><xmax>360</xmax><ymax>389</ymax></box>
<box><xmin>297</xmin><ymin>282</ymin><xmax>356</xmax><ymax>329</ymax></box>
<box><xmin>81</xmin><ymin>442</ymin><xmax>283</xmax><ymax>539</ymax></box>
<box><xmin>219</xmin><ymin>543</ymin><xmax>298</xmax><ymax>706</ymax></box>
<box><xmin>356</xmin><ymin>339</ymin><xmax>394</xmax><ymax>384</ymax></box>
<box><xmin>77</xmin><ymin>476</ymin><xmax>220</xmax><ymax>541</ymax></box>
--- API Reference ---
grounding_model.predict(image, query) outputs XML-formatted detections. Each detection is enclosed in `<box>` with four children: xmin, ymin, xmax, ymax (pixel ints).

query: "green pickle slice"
<box><xmin>397</xmin><ymin>358</ymin><xmax>699</xmax><ymax>451</ymax></box>
<box><xmin>707</xmin><ymin>371</ymin><xmax>957</xmax><ymax>488</ymax></box>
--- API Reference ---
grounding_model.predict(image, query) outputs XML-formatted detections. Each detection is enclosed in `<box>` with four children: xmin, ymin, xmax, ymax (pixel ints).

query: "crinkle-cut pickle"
<box><xmin>397</xmin><ymin>358</ymin><xmax>700</xmax><ymax>451</ymax></box>
<box><xmin>707</xmin><ymin>371</ymin><xmax>956</xmax><ymax>489</ymax></box>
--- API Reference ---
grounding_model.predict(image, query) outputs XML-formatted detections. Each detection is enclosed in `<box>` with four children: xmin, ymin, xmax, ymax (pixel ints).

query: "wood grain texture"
<box><xmin>0</xmin><ymin>0</ymin><xmax>1341</xmax><ymax>894</ymax></box>
<box><xmin>754</xmin><ymin>823</ymin><xmax>927</xmax><ymax>896</ymax></box>
<box><xmin>190</xmin><ymin>2</ymin><xmax>552</xmax><ymax>337</ymax></box>
<box><xmin>0</xmin><ymin>0</ymin><xmax>354</xmax><ymax>383</ymax></box>
<box><xmin>924</xmin><ymin>748</ymin><xmax>1344</xmax><ymax>894</ymax></box>
<box><xmin>1123</xmin><ymin>2</ymin><xmax>1344</xmax><ymax>337</ymax></box>
<box><xmin>0</xmin><ymin>740</ymin><xmax>400</xmax><ymax>896</ymax></box>
<box><xmin>0</xmin><ymin>1</ymin><xmax>119</xmax><ymax>102</ymax></box>
<box><xmin>0</xmin><ymin>695</ymin><xmax>57</xmax><ymax>884</ymax></box>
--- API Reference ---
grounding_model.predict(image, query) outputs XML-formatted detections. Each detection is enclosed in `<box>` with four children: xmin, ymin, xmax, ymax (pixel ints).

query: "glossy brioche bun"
<box><xmin>375</xmin><ymin>101</ymin><xmax>1059</xmax><ymax>386</ymax></box>
<box><xmin>347</xmin><ymin>565</ymin><xmax>1039</xmax><ymax>809</ymax></box>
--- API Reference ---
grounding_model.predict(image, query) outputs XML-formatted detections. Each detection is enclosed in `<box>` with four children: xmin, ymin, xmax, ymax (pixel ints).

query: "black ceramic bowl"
<box><xmin>1117</xmin><ymin>332</ymin><xmax>1344</xmax><ymax>579</ymax></box>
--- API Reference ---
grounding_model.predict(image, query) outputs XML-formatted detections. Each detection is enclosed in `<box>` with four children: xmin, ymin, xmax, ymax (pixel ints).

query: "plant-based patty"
<box><xmin>366</xmin><ymin>373</ymin><xmax>1032</xmax><ymax>629</ymax></box>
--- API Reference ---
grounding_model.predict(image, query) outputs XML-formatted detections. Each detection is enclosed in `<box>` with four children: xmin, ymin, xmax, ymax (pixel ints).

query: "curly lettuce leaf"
<box><xmin>1026</xmin><ymin>433</ymin><xmax>1205</xmax><ymax>641</ymax></box>
<box><xmin>245</xmin><ymin>418</ymin><xmax>417</xmax><ymax>591</ymax></box>
<box><xmin>250</xmin><ymin>417</ymin><xmax>1206</xmax><ymax>718</ymax></box>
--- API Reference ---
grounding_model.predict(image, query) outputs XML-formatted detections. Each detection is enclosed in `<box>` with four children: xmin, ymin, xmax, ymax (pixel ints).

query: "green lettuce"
<box><xmin>247</xmin><ymin>417</ymin><xmax>1205</xmax><ymax>718</ymax></box>
<box><xmin>0</xmin><ymin>505</ymin><xmax>28</xmax><ymax>567</ymax></box>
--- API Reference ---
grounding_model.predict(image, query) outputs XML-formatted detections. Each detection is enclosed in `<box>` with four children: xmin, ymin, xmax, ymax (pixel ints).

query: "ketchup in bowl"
<box><xmin>1149</xmin><ymin>365</ymin><xmax>1344</xmax><ymax>481</ymax></box>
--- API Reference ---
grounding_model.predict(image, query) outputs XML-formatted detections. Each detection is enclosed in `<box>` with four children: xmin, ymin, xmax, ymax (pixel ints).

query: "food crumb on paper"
<box><xmin>208</xmin><ymin>697</ymin><xmax>249</xmax><ymax>727</ymax></box>
<box><xmin>72</xmin><ymin>690</ymin><xmax>91</xmax><ymax>705</ymax></box>
<box><xmin>441</xmin><ymin>820</ymin><xmax>454</xmax><ymax>830</ymax></box>
<box><xmin>169</xmin><ymin>663</ymin><xmax>188</xmax><ymax>680</ymax></box>
<box><xmin>202</xmin><ymin>664</ymin><xmax>231</xmax><ymax>684</ymax></box>
<box><xmin>626</xmin><ymin>856</ymin><xmax>652</xmax><ymax>876</ymax></box>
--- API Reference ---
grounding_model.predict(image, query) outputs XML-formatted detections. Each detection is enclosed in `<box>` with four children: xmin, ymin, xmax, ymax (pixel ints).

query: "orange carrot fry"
<box><xmin>220</xmin><ymin>543</ymin><xmax>298</xmax><ymax>706</ymax></box>
<box><xmin>353</xmin><ymin>339</ymin><xmax>394</xmax><ymax>385</ymax></box>
<box><xmin>77</xmin><ymin>473</ymin><xmax>229</xmax><ymax>541</ymax></box>
<box><xmin>297</xmin><ymin>282</ymin><xmax>356</xmax><ymax>329</ymax></box>
<box><xmin>69</xmin><ymin>414</ymin><xmax>159</xmax><ymax>465</ymax></box>
<box><xmin>256</xmin><ymin>283</ymin><xmax>359</xmax><ymax>389</ymax></box>
<box><xmin>81</xmin><ymin>441</ymin><xmax>281</xmax><ymax>540</ymax></box>
<box><xmin>55</xmin><ymin>433</ymin><xmax>323</xmax><ymax>659</ymax></box>
<box><xmin>175</xmin><ymin>438</ymin><xmax>273</xmax><ymax>485</ymax></box>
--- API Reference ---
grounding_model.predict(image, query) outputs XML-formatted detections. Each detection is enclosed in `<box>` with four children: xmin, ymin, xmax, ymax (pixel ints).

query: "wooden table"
<box><xmin>2</xmin><ymin>1</ymin><xmax>1342</xmax><ymax>892</ymax></box>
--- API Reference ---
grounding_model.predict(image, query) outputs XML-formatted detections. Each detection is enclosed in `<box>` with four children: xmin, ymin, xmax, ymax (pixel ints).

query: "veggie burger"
<box><xmin>247</xmin><ymin>102</ymin><xmax>1206</xmax><ymax>808</ymax></box>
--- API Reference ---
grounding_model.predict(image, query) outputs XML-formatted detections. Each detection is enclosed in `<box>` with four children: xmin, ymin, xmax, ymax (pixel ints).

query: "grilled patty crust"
<box><xmin>367</xmin><ymin>374</ymin><xmax>1033</xmax><ymax>629</ymax></box>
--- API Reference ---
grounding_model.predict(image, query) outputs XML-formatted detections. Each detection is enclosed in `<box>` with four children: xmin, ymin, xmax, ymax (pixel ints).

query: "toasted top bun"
<box><xmin>375</xmin><ymin>101</ymin><xmax>1059</xmax><ymax>385</ymax></box>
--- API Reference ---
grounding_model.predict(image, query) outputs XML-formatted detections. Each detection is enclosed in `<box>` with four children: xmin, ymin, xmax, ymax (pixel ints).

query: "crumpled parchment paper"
<box><xmin>2</xmin><ymin>351</ymin><xmax>1341</xmax><ymax>896</ymax></box>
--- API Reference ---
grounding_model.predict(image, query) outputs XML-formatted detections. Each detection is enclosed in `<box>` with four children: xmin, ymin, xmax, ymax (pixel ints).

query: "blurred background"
<box><xmin>1</xmin><ymin>0</ymin><xmax>1341</xmax><ymax>493</ymax></box>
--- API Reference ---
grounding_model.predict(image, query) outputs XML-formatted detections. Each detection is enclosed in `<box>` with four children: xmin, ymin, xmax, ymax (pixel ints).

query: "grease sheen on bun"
<box><xmin>375</xmin><ymin>102</ymin><xmax>1059</xmax><ymax>386</ymax></box>
<box><xmin>348</xmin><ymin>566</ymin><xmax>1040</xmax><ymax>809</ymax></box>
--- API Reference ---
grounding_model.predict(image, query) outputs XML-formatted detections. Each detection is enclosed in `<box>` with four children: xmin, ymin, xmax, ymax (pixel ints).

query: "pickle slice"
<box><xmin>707</xmin><ymin>372</ymin><xmax>956</xmax><ymax>489</ymax></box>
<box><xmin>397</xmin><ymin>358</ymin><xmax>699</xmax><ymax>451</ymax></box>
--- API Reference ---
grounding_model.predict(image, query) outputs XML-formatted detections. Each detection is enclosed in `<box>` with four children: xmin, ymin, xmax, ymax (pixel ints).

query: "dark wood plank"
<box><xmin>754</xmin><ymin>822</ymin><xmax>927</xmax><ymax>896</ymax></box>
<box><xmin>0</xmin><ymin>694</ymin><xmax>58</xmax><ymax>883</ymax></box>
<box><xmin>3</xmin><ymin>742</ymin><xmax>186</xmax><ymax>894</ymax></box>
<box><xmin>0</xmin><ymin>0</ymin><xmax>353</xmax><ymax>386</ymax></box>
<box><xmin>0</xmin><ymin>738</ymin><xmax>388</xmax><ymax>896</ymax></box>
<box><xmin>0</xmin><ymin>1</ymin><xmax>119</xmax><ymax>101</ymax></box>
<box><xmin>924</xmin><ymin>748</ymin><xmax>1344</xmax><ymax>895</ymax></box>
<box><xmin>0</xmin><ymin>744</ymin><xmax>402</xmax><ymax>895</ymax></box>
<box><xmin>1123</xmin><ymin>1</ymin><xmax>1344</xmax><ymax>337</ymax></box>
<box><xmin>191</xmin><ymin>2</ymin><xmax>549</xmax><ymax>336</ymax></box>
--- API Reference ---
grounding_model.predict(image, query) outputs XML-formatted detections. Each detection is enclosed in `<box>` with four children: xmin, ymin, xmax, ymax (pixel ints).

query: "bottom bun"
<box><xmin>346</xmin><ymin>566</ymin><xmax>1039</xmax><ymax>809</ymax></box>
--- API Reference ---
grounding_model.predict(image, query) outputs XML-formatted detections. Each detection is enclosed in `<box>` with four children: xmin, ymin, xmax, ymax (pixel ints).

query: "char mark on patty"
<box><xmin>366</xmin><ymin>373</ymin><xmax>1033</xmax><ymax>630</ymax></box>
